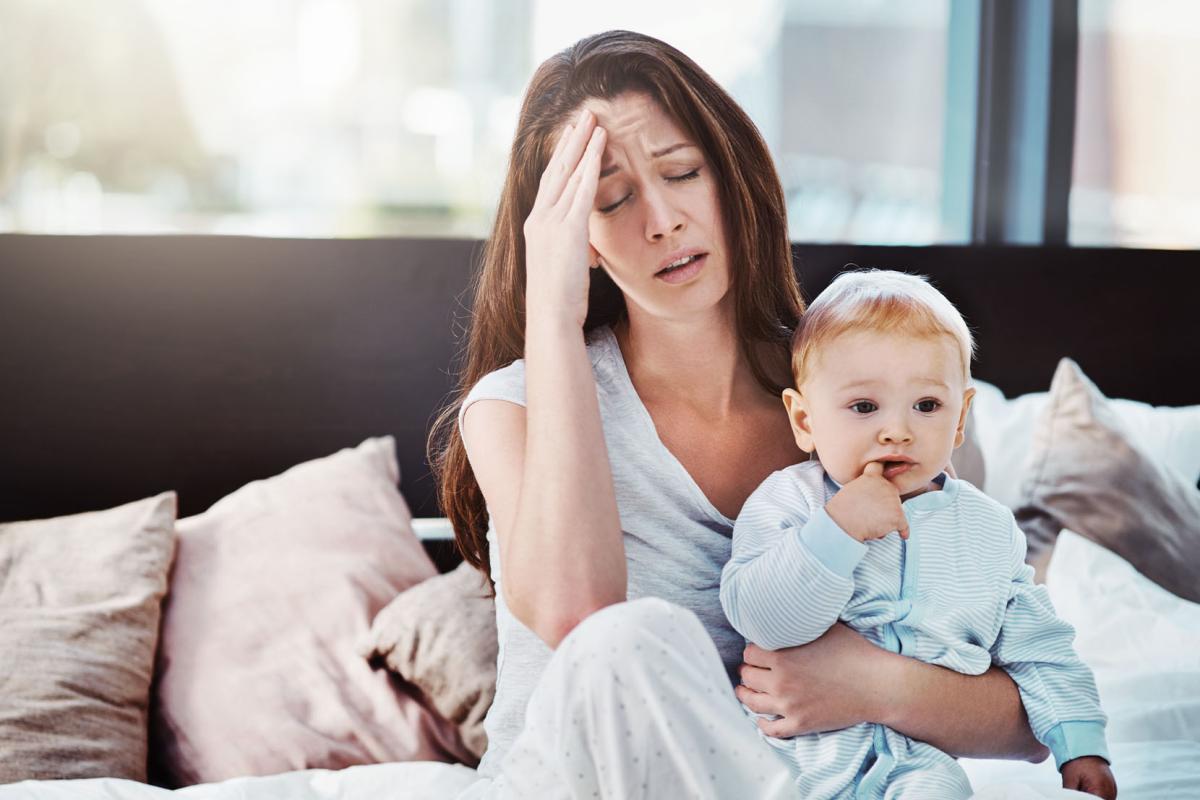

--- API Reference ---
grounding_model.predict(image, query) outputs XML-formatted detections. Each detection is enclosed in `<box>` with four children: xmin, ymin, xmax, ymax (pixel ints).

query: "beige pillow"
<box><xmin>150</xmin><ymin>437</ymin><xmax>473</xmax><ymax>786</ymax></box>
<box><xmin>0</xmin><ymin>492</ymin><xmax>177</xmax><ymax>782</ymax></box>
<box><xmin>360</xmin><ymin>560</ymin><xmax>497</xmax><ymax>763</ymax></box>
<box><xmin>1015</xmin><ymin>358</ymin><xmax>1200</xmax><ymax>601</ymax></box>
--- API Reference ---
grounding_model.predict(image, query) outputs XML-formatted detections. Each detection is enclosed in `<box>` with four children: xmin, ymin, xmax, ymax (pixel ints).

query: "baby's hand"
<box><xmin>824</xmin><ymin>462</ymin><xmax>909</xmax><ymax>542</ymax></box>
<box><xmin>1061</xmin><ymin>756</ymin><xmax>1117</xmax><ymax>800</ymax></box>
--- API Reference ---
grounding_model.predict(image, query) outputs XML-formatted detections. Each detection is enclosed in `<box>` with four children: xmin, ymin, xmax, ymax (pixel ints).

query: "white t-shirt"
<box><xmin>458</xmin><ymin>324</ymin><xmax>746</xmax><ymax>777</ymax></box>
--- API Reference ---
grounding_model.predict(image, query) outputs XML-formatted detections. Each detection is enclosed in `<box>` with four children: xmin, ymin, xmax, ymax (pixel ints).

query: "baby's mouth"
<box><xmin>881</xmin><ymin>460</ymin><xmax>915</xmax><ymax>479</ymax></box>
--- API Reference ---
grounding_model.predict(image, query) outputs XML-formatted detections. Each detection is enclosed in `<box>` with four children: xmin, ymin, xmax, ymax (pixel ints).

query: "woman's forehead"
<box><xmin>577</xmin><ymin>92</ymin><xmax>689</xmax><ymax>150</ymax></box>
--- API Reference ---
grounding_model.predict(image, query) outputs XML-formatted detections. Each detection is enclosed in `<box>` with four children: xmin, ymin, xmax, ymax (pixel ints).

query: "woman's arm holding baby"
<box><xmin>738</xmin><ymin>624</ymin><xmax>1049</xmax><ymax>760</ymax></box>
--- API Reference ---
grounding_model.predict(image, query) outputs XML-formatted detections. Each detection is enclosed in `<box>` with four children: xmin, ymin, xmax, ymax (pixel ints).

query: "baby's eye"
<box><xmin>915</xmin><ymin>399</ymin><xmax>942</xmax><ymax>413</ymax></box>
<box><xmin>850</xmin><ymin>401</ymin><xmax>877</xmax><ymax>414</ymax></box>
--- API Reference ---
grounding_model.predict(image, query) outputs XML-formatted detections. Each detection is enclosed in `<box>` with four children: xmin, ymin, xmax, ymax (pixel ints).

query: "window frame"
<box><xmin>942</xmin><ymin>0</ymin><xmax>1079</xmax><ymax>245</ymax></box>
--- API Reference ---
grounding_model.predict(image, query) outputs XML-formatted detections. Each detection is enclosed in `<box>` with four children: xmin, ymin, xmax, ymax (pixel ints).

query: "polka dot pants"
<box><xmin>456</xmin><ymin>598</ymin><xmax>795</xmax><ymax>800</ymax></box>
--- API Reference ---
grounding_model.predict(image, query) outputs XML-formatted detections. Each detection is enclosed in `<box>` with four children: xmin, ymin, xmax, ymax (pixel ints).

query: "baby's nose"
<box><xmin>878</xmin><ymin>426</ymin><xmax>913</xmax><ymax>444</ymax></box>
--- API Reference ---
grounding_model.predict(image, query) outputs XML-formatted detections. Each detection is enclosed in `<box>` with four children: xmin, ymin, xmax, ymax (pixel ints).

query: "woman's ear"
<box><xmin>953</xmin><ymin>386</ymin><xmax>977</xmax><ymax>448</ymax></box>
<box><xmin>781</xmin><ymin>388</ymin><xmax>815</xmax><ymax>453</ymax></box>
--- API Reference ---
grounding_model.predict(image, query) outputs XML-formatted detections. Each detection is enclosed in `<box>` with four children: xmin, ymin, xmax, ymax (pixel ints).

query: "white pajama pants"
<box><xmin>456</xmin><ymin>597</ymin><xmax>796</xmax><ymax>800</ymax></box>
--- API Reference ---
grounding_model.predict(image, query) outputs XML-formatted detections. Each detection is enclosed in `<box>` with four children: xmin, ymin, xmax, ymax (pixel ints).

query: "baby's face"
<box><xmin>786</xmin><ymin>331</ymin><xmax>974</xmax><ymax>499</ymax></box>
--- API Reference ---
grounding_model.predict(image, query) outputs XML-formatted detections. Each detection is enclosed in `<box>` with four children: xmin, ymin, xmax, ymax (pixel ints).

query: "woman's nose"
<box><xmin>643</xmin><ymin>186</ymin><xmax>685</xmax><ymax>241</ymax></box>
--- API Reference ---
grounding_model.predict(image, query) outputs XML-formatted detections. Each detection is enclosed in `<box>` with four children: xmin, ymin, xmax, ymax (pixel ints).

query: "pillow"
<box><xmin>971</xmin><ymin>378</ymin><xmax>1200</xmax><ymax>511</ymax></box>
<box><xmin>0</xmin><ymin>492</ymin><xmax>177</xmax><ymax>782</ymax></box>
<box><xmin>1014</xmin><ymin>359</ymin><xmax>1200</xmax><ymax>601</ymax></box>
<box><xmin>969</xmin><ymin>380</ymin><xmax>1049</xmax><ymax>509</ymax></box>
<box><xmin>150</xmin><ymin>437</ymin><xmax>473</xmax><ymax>786</ymax></box>
<box><xmin>1044</xmin><ymin>529</ymin><xmax>1200</xmax><ymax>744</ymax></box>
<box><xmin>951</xmin><ymin>402</ymin><xmax>986</xmax><ymax>489</ymax></box>
<box><xmin>359</xmin><ymin>560</ymin><xmax>498</xmax><ymax>763</ymax></box>
<box><xmin>960</xmin><ymin>528</ymin><xmax>1200</xmax><ymax>794</ymax></box>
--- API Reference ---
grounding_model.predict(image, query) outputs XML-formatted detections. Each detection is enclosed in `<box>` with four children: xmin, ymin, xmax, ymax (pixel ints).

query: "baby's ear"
<box><xmin>953</xmin><ymin>386</ymin><xmax>977</xmax><ymax>448</ymax></box>
<box><xmin>781</xmin><ymin>388</ymin><xmax>815</xmax><ymax>453</ymax></box>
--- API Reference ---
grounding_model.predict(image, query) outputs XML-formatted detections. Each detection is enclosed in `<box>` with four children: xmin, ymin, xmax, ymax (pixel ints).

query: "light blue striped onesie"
<box><xmin>720</xmin><ymin>461</ymin><xmax>1109</xmax><ymax>800</ymax></box>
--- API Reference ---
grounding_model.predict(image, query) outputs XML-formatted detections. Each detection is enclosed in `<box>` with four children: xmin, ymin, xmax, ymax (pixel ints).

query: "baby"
<box><xmin>720</xmin><ymin>270</ymin><xmax>1116</xmax><ymax>799</ymax></box>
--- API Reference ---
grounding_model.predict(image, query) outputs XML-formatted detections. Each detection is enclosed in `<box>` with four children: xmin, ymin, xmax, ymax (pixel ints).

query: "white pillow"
<box><xmin>969</xmin><ymin>381</ymin><xmax>1047</xmax><ymax>509</ymax></box>
<box><xmin>1044</xmin><ymin>529</ymin><xmax>1200</xmax><ymax>744</ymax></box>
<box><xmin>970</xmin><ymin>380</ymin><xmax>1200</xmax><ymax>510</ymax></box>
<box><xmin>960</xmin><ymin>528</ymin><xmax>1200</xmax><ymax>797</ymax></box>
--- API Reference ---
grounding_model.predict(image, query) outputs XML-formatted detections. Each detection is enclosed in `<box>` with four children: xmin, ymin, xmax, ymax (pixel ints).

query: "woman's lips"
<box><xmin>655</xmin><ymin>253</ymin><xmax>706</xmax><ymax>284</ymax></box>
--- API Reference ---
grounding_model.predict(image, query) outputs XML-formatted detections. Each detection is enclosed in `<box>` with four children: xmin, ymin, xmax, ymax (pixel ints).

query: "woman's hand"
<box><xmin>735</xmin><ymin>623</ymin><xmax>893</xmax><ymax>738</ymax></box>
<box><xmin>523</xmin><ymin>107</ymin><xmax>607</xmax><ymax>330</ymax></box>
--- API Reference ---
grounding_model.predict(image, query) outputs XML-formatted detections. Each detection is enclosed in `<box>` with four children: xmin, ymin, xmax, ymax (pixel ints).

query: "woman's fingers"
<box><xmin>530</xmin><ymin>123</ymin><xmax>572</xmax><ymax>213</ymax></box>
<box><xmin>565</xmin><ymin>126</ymin><xmax>606</xmax><ymax>219</ymax></box>
<box><xmin>734</xmin><ymin>683</ymin><xmax>774</xmax><ymax>715</ymax></box>
<box><xmin>536</xmin><ymin>108</ymin><xmax>595</xmax><ymax>210</ymax></box>
<box><xmin>757</xmin><ymin>716</ymin><xmax>796</xmax><ymax>739</ymax></box>
<box><xmin>738</xmin><ymin>661</ymin><xmax>772</xmax><ymax>692</ymax></box>
<box><xmin>743</xmin><ymin>642</ymin><xmax>775</xmax><ymax>668</ymax></box>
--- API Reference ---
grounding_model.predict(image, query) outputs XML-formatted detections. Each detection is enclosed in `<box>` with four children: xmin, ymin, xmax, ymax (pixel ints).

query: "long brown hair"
<box><xmin>428</xmin><ymin>30</ymin><xmax>804</xmax><ymax>578</ymax></box>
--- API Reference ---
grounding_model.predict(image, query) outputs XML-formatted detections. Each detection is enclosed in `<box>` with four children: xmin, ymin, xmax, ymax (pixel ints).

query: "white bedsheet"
<box><xmin>3</xmin><ymin>531</ymin><xmax>1197</xmax><ymax>800</ymax></box>
<box><xmin>0</xmin><ymin>762</ymin><xmax>480</xmax><ymax>800</ymax></box>
<box><xmin>0</xmin><ymin>765</ymin><xmax>1095</xmax><ymax>800</ymax></box>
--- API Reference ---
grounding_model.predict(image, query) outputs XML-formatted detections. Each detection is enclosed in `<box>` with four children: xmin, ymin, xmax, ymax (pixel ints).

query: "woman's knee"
<box><xmin>563</xmin><ymin>597</ymin><xmax>698</xmax><ymax>653</ymax></box>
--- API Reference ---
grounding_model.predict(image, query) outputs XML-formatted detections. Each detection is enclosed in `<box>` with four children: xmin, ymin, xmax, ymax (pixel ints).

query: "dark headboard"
<box><xmin>2</xmin><ymin>235</ymin><xmax>1196</xmax><ymax>528</ymax></box>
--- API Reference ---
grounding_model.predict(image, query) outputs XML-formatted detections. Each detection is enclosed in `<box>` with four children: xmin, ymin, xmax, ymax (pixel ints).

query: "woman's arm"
<box><xmin>462</xmin><ymin>110</ymin><xmax>624</xmax><ymax>650</ymax></box>
<box><xmin>737</xmin><ymin>623</ymin><xmax>1049</xmax><ymax>761</ymax></box>
<box><xmin>463</xmin><ymin>324</ymin><xmax>626</xmax><ymax>650</ymax></box>
<box><xmin>879</xmin><ymin>654</ymin><xmax>1048</xmax><ymax>760</ymax></box>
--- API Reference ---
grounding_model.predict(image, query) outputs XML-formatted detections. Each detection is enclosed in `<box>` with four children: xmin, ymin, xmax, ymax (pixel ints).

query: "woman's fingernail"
<box><xmin>578</xmin><ymin>107</ymin><xmax>590</xmax><ymax>123</ymax></box>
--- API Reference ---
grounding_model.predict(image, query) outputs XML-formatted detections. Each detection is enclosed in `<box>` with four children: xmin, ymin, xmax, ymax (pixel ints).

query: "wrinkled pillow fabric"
<box><xmin>360</xmin><ymin>560</ymin><xmax>497</xmax><ymax>763</ymax></box>
<box><xmin>0</xmin><ymin>492</ymin><xmax>177</xmax><ymax>782</ymax></box>
<box><xmin>951</xmin><ymin>402</ymin><xmax>986</xmax><ymax>489</ymax></box>
<box><xmin>1015</xmin><ymin>359</ymin><xmax>1200</xmax><ymax>601</ymax></box>
<box><xmin>150</xmin><ymin>437</ymin><xmax>472</xmax><ymax>786</ymax></box>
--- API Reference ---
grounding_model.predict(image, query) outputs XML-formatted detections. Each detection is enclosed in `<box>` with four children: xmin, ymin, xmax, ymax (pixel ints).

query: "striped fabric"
<box><xmin>720</xmin><ymin>461</ymin><xmax>1109</xmax><ymax>799</ymax></box>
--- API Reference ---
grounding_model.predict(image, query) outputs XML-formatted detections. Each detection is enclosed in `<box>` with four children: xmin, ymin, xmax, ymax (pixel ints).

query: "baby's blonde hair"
<box><xmin>791</xmin><ymin>269</ymin><xmax>975</xmax><ymax>386</ymax></box>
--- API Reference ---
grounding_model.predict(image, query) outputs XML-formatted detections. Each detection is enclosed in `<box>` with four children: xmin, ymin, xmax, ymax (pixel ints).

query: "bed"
<box><xmin>1</xmin><ymin>235</ymin><xmax>1198</xmax><ymax>798</ymax></box>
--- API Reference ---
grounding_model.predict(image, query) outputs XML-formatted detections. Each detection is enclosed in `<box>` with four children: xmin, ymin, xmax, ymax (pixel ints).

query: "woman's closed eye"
<box><xmin>597</xmin><ymin>169</ymin><xmax>703</xmax><ymax>214</ymax></box>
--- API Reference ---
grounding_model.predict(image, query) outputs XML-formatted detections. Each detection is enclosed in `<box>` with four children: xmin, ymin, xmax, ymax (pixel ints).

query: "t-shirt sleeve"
<box><xmin>457</xmin><ymin>359</ymin><xmax>528</xmax><ymax>433</ymax></box>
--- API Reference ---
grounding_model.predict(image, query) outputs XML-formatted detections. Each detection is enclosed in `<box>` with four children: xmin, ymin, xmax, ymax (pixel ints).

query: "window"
<box><xmin>1071</xmin><ymin>0</ymin><xmax>1200</xmax><ymax>248</ymax></box>
<box><xmin>3</xmin><ymin>0</ymin><xmax>1193</xmax><ymax>247</ymax></box>
<box><xmin>779</xmin><ymin>1</ymin><xmax>952</xmax><ymax>244</ymax></box>
<box><xmin>0</xmin><ymin>0</ymin><xmax>956</xmax><ymax>243</ymax></box>
<box><xmin>0</xmin><ymin>0</ymin><xmax>535</xmax><ymax>237</ymax></box>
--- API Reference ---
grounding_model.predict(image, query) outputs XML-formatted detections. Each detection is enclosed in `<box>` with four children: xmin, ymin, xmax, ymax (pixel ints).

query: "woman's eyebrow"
<box><xmin>599</xmin><ymin>143</ymin><xmax>697</xmax><ymax>180</ymax></box>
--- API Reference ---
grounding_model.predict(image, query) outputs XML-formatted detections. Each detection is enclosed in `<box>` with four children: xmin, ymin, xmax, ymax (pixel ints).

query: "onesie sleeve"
<box><xmin>720</xmin><ymin>468</ymin><xmax>867</xmax><ymax>651</ymax></box>
<box><xmin>990</xmin><ymin>519</ymin><xmax>1110</xmax><ymax>770</ymax></box>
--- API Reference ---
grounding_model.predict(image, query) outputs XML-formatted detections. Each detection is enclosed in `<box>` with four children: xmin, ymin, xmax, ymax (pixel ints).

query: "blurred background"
<box><xmin>1</xmin><ymin>0</ymin><xmax>1196</xmax><ymax>247</ymax></box>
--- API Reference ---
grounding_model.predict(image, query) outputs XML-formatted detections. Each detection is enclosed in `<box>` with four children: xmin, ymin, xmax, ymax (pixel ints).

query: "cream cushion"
<box><xmin>150</xmin><ymin>437</ymin><xmax>471</xmax><ymax>786</ymax></box>
<box><xmin>0</xmin><ymin>492</ymin><xmax>177</xmax><ymax>782</ymax></box>
<box><xmin>360</xmin><ymin>560</ymin><xmax>498</xmax><ymax>763</ymax></box>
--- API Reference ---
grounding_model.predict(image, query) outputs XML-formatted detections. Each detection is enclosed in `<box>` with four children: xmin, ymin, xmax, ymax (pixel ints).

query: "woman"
<box><xmin>429</xmin><ymin>29</ymin><xmax>1048</xmax><ymax>798</ymax></box>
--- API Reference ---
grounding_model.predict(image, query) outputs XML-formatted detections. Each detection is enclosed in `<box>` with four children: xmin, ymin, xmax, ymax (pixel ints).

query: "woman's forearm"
<box><xmin>878</xmin><ymin>656</ymin><xmax>1049</xmax><ymax>761</ymax></box>
<box><xmin>509</xmin><ymin>315</ymin><xmax>626</xmax><ymax>645</ymax></box>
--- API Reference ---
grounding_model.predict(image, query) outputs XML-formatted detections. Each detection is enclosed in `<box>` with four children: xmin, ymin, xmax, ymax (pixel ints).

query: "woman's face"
<box><xmin>575</xmin><ymin>92</ymin><xmax>731</xmax><ymax>322</ymax></box>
